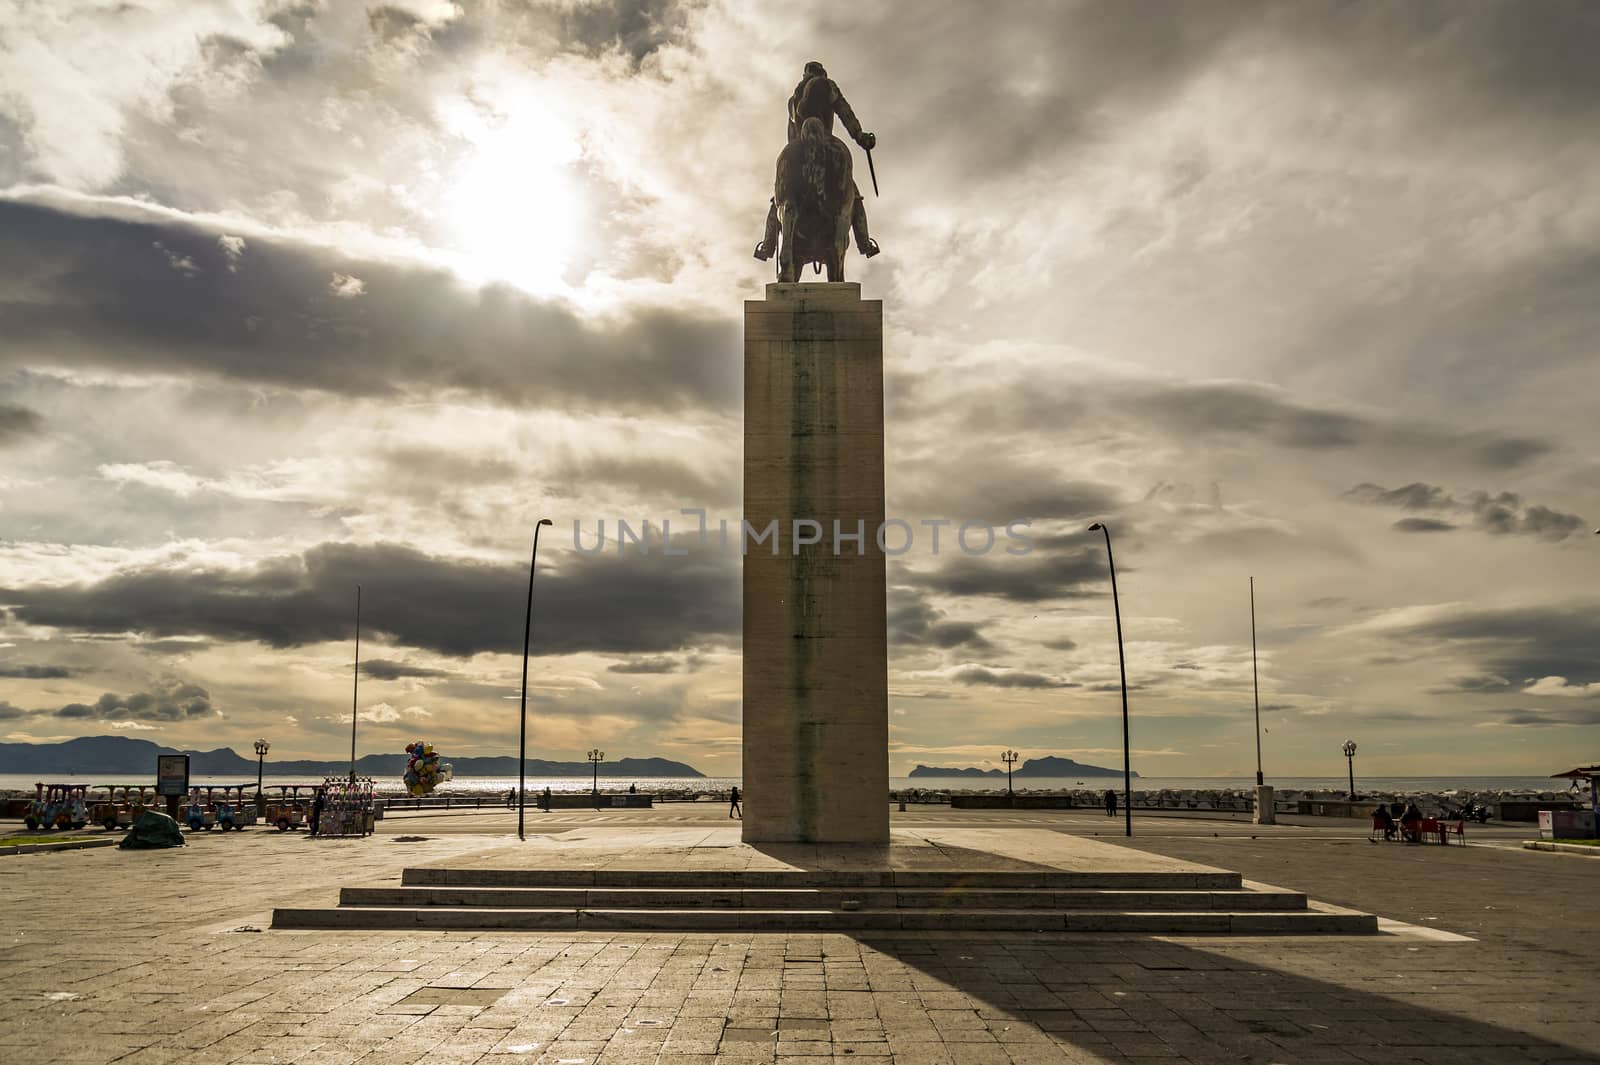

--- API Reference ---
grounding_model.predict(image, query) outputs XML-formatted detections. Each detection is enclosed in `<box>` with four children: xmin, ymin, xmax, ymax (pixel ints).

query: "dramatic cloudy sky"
<box><xmin>2</xmin><ymin>0</ymin><xmax>1596</xmax><ymax>778</ymax></box>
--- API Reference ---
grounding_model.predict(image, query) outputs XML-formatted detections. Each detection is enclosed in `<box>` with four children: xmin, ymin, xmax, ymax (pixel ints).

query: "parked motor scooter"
<box><xmin>1440</xmin><ymin>799</ymin><xmax>1491</xmax><ymax>823</ymax></box>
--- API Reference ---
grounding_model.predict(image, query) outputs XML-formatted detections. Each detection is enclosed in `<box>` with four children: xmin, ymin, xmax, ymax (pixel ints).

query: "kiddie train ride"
<box><xmin>87</xmin><ymin>784</ymin><xmax>160</xmax><ymax>831</ymax></box>
<box><xmin>23</xmin><ymin>783</ymin><xmax>90</xmax><ymax>830</ymax></box>
<box><xmin>181</xmin><ymin>785</ymin><xmax>259</xmax><ymax>831</ymax></box>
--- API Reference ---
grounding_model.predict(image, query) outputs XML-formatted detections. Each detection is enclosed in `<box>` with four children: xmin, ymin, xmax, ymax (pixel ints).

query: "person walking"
<box><xmin>1104</xmin><ymin>789</ymin><xmax>1117</xmax><ymax>817</ymax></box>
<box><xmin>505</xmin><ymin>787</ymin><xmax>515</xmax><ymax>808</ymax></box>
<box><xmin>729</xmin><ymin>785</ymin><xmax>742</xmax><ymax>819</ymax></box>
<box><xmin>542</xmin><ymin>786</ymin><xmax>552</xmax><ymax>813</ymax></box>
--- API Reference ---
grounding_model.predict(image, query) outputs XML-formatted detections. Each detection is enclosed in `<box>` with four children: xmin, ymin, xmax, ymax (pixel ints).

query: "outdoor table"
<box><xmin>1408</xmin><ymin>818</ymin><xmax>1462</xmax><ymax>844</ymax></box>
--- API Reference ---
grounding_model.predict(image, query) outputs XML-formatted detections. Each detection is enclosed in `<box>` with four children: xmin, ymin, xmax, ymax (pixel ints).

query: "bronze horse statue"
<box><xmin>771</xmin><ymin>113</ymin><xmax>855</xmax><ymax>282</ymax></box>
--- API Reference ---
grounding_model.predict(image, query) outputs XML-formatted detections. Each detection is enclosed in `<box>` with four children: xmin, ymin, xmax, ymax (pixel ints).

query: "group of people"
<box><xmin>1373</xmin><ymin>800</ymin><xmax>1427</xmax><ymax>842</ymax></box>
<box><xmin>505</xmin><ymin>786</ymin><xmax>555</xmax><ymax>811</ymax></box>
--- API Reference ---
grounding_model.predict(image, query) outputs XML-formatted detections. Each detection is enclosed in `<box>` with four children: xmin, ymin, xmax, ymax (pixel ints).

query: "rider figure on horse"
<box><xmin>755</xmin><ymin>61</ymin><xmax>880</xmax><ymax>262</ymax></box>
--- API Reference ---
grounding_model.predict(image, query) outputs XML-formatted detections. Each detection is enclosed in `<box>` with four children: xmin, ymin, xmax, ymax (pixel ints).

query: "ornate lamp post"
<box><xmin>1088</xmin><ymin>521</ymin><xmax>1133</xmax><ymax>838</ymax></box>
<box><xmin>588</xmin><ymin>748</ymin><xmax>605</xmax><ymax>806</ymax></box>
<box><xmin>517</xmin><ymin>517</ymin><xmax>554</xmax><ymax>842</ymax></box>
<box><xmin>253</xmin><ymin>738</ymin><xmax>269</xmax><ymax>813</ymax></box>
<box><xmin>1343</xmin><ymin>740</ymin><xmax>1358</xmax><ymax>800</ymax></box>
<box><xmin>1001</xmin><ymin>749</ymin><xmax>1020</xmax><ymax>800</ymax></box>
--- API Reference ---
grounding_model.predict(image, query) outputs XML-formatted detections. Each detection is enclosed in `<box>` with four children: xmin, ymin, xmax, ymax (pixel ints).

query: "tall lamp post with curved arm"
<box><xmin>517</xmin><ymin>518</ymin><xmax>554</xmax><ymax>842</ymax></box>
<box><xmin>1088</xmin><ymin>521</ymin><xmax>1132</xmax><ymax>838</ymax></box>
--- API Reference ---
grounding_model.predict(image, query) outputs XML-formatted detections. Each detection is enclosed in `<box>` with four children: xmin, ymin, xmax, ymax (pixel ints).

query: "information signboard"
<box><xmin>156</xmin><ymin>754</ymin><xmax>190</xmax><ymax>797</ymax></box>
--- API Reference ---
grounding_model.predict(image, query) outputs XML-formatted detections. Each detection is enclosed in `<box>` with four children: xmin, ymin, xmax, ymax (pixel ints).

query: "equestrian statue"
<box><xmin>753</xmin><ymin>61</ymin><xmax>880</xmax><ymax>282</ymax></box>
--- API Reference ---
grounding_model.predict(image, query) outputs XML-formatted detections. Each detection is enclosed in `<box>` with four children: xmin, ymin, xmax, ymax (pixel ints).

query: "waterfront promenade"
<box><xmin>1</xmin><ymin>805</ymin><xmax>1593</xmax><ymax>1064</ymax></box>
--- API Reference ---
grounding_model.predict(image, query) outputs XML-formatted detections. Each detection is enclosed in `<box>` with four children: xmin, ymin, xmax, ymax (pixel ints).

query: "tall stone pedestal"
<box><xmin>743</xmin><ymin>282</ymin><xmax>888</xmax><ymax>844</ymax></box>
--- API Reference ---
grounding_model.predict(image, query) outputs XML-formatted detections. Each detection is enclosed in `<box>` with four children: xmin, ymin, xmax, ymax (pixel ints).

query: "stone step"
<box><xmin>398</xmin><ymin>868</ymin><xmax>1245</xmax><ymax>890</ymax></box>
<box><xmin>341</xmin><ymin>885</ymin><xmax>1308</xmax><ymax>912</ymax></box>
<box><xmin>272</xmin><ymin>905</ymin><xmax>1376</xmax><ymax>934</ymax></box>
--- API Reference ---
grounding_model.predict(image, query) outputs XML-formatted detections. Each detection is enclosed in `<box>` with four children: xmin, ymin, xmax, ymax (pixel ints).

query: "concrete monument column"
<box><xmin>742</xmin><ymin>282</ymin><xmax>888</xmax><ymax>844</ymax></box>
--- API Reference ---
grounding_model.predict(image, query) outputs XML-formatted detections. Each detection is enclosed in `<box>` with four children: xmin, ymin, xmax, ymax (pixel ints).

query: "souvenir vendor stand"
<box><xmin>317</xmin><ymin>777</ymin><xmax>377</xmax><ymax>837</ymax></box>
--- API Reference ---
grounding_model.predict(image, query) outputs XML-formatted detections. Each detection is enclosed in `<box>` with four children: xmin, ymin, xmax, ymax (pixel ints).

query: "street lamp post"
<box><xmin>1343</xmin><ymin>740</ymin><xmax>1358</xmax><ymax>800</ymax></box>
<box><xmin>349</xmin><ymin>584</ymin><xmax>361</xmax><ymax>783</ymax></box>
<box><xmin>1251</xmin><ymin>577</ymin><xmax>1263</xmax><ymax>787</ymax></box>
<box><xmin>588</xmin><ymin>749</ymin><xmax>605</xmax><ymax>807</ymax></box>
<box><xmin>517</xmin><ymin>517</ymin><xmax>554</xmax><ymax>842</ymax></box>
<box><xmin>1088</xmin><ymin>522</ymin><xmax>1132</xmax><ymax>838</ymax></box>
<box><xmin>1249</xmin><ymin>577</ymin><xmax>1276</xmax><ymax>825</ymax></box>
<box><xmin>1001</xmin><ymin>749</ymin><xmax>1019</xmax><ymax>801</ymax></box>
<box><xmin>253</xmin><ymin>739</ymin><xmax>269</xmax><ymax>814</ymax></box>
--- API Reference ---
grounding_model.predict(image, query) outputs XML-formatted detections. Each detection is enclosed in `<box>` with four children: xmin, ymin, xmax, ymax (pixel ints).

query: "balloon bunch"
<box><xmin>403</xmin><ymin>741</ymin><xmax>452</xmax><ymax>796</ymax></box>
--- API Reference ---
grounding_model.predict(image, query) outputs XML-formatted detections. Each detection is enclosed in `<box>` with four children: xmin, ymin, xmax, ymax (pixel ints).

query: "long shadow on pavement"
<box><xmin>849</xmin><ymin>931</ymin><xmax>1599</xmax><ymax>1065</ymax></box>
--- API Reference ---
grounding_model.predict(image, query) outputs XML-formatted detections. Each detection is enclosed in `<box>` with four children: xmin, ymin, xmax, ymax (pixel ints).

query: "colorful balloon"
<box><xmin>402</xmin><ymin>741</ymin><xmax>446</xmax><ymax>796</ymax></box>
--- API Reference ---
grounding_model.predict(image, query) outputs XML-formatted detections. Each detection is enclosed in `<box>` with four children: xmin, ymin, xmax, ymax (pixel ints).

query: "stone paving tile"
<box><xmin>3</xmin><ymin>827</ymin><xmax>1599</xmax><ymax>1065</ymax></box>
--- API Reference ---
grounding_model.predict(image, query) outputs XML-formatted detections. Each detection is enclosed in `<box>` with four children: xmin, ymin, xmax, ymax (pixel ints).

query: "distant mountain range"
<box><xmin>908</xmin><ymin>756</ymin><xmax>1136</xmax><ymax>779</ymax></box>
<box><xmin>0</xmin><ymin>735</ymin><xmax>705</xmax><ymax>779</ymax></box>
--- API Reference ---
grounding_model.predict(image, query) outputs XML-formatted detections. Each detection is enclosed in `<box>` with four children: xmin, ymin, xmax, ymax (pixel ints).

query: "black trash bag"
<box><xmin>119</xmin><ymin>810</ymin><xmax>186</xmax><ymax>849</ymax></box>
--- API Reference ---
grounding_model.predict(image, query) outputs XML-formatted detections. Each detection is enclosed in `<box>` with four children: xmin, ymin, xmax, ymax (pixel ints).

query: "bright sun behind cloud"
<box><xmin>439</xmin><ymin>88</ymin><xmax>586</xmax><ymax>294</ymax></box>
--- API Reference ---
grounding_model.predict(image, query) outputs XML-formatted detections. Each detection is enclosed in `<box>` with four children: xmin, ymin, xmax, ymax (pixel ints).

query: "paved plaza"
<box><xmin>1</xmin><ymin>806</ymin><xmax>1594</xmax><ymax>1065</ymax></box>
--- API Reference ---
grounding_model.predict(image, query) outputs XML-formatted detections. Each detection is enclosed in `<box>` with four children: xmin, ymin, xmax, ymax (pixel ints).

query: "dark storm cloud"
<box><xmin>896</xmin><ymin>467</ymin><xmax>1121</xmax><ymax>525</ymax></box>
<box><xmin>1428</xmin><ymin>673</ymin><xmax>1513</xmax><ymax>695</ymax></box>
<box><xmin>134</xmin><ymin>639</ymin><xmax>212</xmax><ymax>656</ymax></box>
<box><xmin>1355</xmin><ymin>708</ymin><xmax>1437</xmax><ymax>724</ymax></box>
<box><xmin>858</xmin><ymin>1</ymin><xmax>1264</xmax><ymax>182</ymax></box>
<box><xmin>51</xmin><ymin>681</ymin><xmax>214</xmax><ymax>722</ymax></box>
<box><xmin>0</xmin><ymin>700</ymin><xmax>27</xmax><ymax>720</ymax></box>
<box><xmin>1126</xmin><ymin>385</ymin><xmax>1551</xmax><ymax>470</ymax></box>
<box><xmin>0</xmin><ymin>403</ymin><xmax>42</xmax><ymax>445</ymax></box>
<box><xmin>1383</xmin><ymin>605</ymin><xmax>1600</xmax><ymax>687</ymax></box>
<box><xmin>950</xmin><ymin>666</ymin><xmax>1076</xmax><ymax>690</ymax></box>
<box><xmin>854</xmin><ymin>1</ymin><xmax>1600</xmax><ymax>188</ymax></box>
<box><xmin>0</xmin><ymin>199</ymin><xmax>739</xmax><ymax>412</ymax></box>
<box><xmin>545</xmin><ymin>452</ymin><xmax>736</xmax><ymax>506</ymax></box>
<box><xmin>1392</xmin><ymin>518</ymin><xmax>1456</xmax><ymax>534</ymax></box>
<box><xmin>554</xmin><ymin>0</ymin><xmax>687</xmax><ymax>63</ymax></box>
<box><xmin>1345</xmin><ymin>483</ymin><xmax>1454</xmax><ymax>510</ymax></box>
<box><xmin>1345</xmin><ymin>482</ymin><xmax>1586</xmax><ymax>541</ymax></box>
<box><xmin>1497</xmin><ymin>707</ymin><xmax>1600</xmax><ymax>729</ymax></box>
<box><xmin>1</xmin><ymin>540</ymin><xmax>738</xmax><ymax>658</ymax></box>
<box><xmin>905</xmin><ymin>544</ymin><xmax>1105</xmax><ymax>603</ymax></box>
<box><xmin>0</xmin><ymin>663</ymin><xmax>71</xmax><ymax>678</ymax></box>
<box><xmin>888</xmin><ymin>594</ymin><xmax>994</xmax><ymax>653</ymax></box>
<box><xmin>359</xmin><ymin>659</ymin><xmax>452</xmax><ymax>680</ymax></box>
<box><xmin>959</xmin><ymin>379</ymin><xmax>1553</xmax><ymax>474</ymax></box>
<box><xmin>1520</xmin><ymin>506</ymin><xmax>1587</xmax><ymax>541</ymax></box>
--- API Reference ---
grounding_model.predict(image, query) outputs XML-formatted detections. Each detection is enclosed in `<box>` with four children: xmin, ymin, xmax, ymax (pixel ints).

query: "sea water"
<box><xmin>0</xmin><ymin>772</ymin><xmax>1576</xmax><ymax>797</ymax></box>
